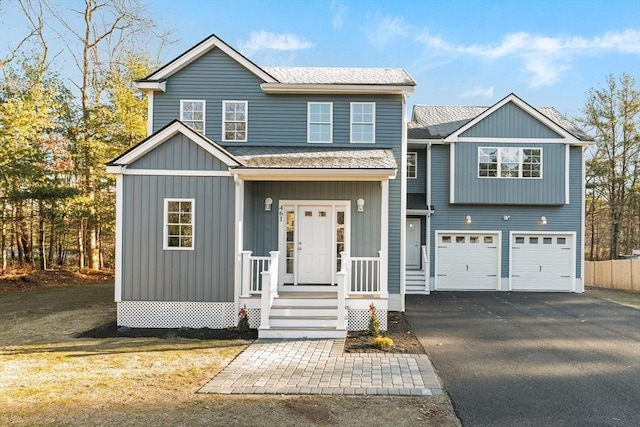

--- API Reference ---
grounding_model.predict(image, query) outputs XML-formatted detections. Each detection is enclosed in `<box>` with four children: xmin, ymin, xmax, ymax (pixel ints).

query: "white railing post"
<box><xmin>269</xmin><ymin>251</ymin><xmax>279</xmax><ymax>298</ymax></box>
<box><xmin>421</xmin><ymin>245</ymin><xmax>429</xmax><ymax>292</ymax></box>
<box><xmin>241</xmin><ymin>250</ymin><xmax>252</xmax><ymax>297</ymax></box>
<box><xmin>259</xmin><ymin>251</ymin><xmax>280</xmax><ymax>331</ymax></box>
<box><xmin>337</xmin><ymin>251</ymin><xmax>349</xmax><ymax>330</ymax></box>
<box><xmin>379</xmin><ymin>250</ymin><xmax>388</xmax><ymax>298</ymax></box>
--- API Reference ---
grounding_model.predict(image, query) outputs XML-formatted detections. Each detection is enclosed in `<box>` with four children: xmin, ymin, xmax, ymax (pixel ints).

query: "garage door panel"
<box><xmin>436</xmin><ymin>232</ymin><xmax>500</xmax><ymax>291</ymax></box>
<box><xmin>511</xmin><ymin>233</ymin><xmax>573</xmax><ymax>292</ymax></box>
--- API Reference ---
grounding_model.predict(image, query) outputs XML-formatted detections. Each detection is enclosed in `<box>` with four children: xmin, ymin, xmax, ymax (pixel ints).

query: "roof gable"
<box><xmin>107</xmin><ymin>120</ymin><xmax>240</xmax><ymax>168</ymax></box>
<box><xmin>139</xmin><ymin>34</ymin><xmax>276</xmax><ymax>84</ymax></box>
<box><xmin>443</xmin><ymin>94</ymin><xmax>580</xmax><ymax>142</ymax></box>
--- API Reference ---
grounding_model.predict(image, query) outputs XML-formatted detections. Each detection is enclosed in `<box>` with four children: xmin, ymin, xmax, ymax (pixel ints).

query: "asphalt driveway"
<box><xmin>406</xmin><ymin>292</ymin><xmax>640</xmax><ymax>427</ymax></box>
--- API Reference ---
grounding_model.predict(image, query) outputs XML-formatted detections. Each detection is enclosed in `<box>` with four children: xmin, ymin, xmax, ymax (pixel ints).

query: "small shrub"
<box><xmin>368</xmin><ymin>303</ymin><xmax>380</xmax><ymax>336</ymax></box>
<box><xmin>237</xmin><ymin>305</ymin><xmax>250</xmax><ymax>333</ymax></box>
<box><xmin>372</xmin><ymin>336</ymin><xmax>394</xmax><ymax>349</ymax></box>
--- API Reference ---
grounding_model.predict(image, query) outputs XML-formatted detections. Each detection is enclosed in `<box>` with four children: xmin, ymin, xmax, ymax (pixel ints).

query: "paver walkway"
<box><xmin>199</xmin><ymin>338</ymin><xmax>442</xmax><ymax>396</ymax></box>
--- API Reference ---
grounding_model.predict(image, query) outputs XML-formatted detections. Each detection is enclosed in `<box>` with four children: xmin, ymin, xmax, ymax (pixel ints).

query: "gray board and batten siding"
<box><xmin>128</xmin><ymin>133</ymin><xmax>230</xmax><ymax>171</ymax></box>
<box><xmin>121</xmin><ymin>172</ymin><xmax>235</xmax><ymax>302</ymax></box>
<box><xmin>429</xmin><ymin>144</ymin><xmax>583</xmax><ymax>279</ymax></box>
<box><xmin>453</xmin><ymin>142</ymin><xmax>566</xmax><ymax>205</ymax></box>
<box><xmin>460</xmin><ymin>102</ymin><xmax>563</xmax><ymax>139</ymax></box>
<box><xmin>151</xmin><ymin>47</ymin><xmax>404</xmax><ymax>149</ymax></box>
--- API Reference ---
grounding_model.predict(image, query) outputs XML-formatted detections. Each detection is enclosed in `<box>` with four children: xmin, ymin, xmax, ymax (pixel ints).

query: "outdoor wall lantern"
<box><xmin>265</xmin><ymin>197</ymin><xmax>273</xmax><ymax>212</ymax></box>
<box><xmin>503</xmin><ymin>215</ymin><xmax>510</xmax><ymax>221</ymax></box>
<box><xmin>357</xmin><ymin>198</ymin><xmax>365</xmax><ymax>212</ymax></box>
<box><xmin>540</xmin><ymin>216</ymin><xmax>547</xmax><ymax>225</ymax></box>
<box><xmin>466</xmin><ymin>215</ymin><xmax>472</xmax><ymax>224</ymax></box>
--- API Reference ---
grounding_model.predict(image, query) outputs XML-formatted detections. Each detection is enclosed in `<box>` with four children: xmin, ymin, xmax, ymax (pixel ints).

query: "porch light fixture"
<box><xmin>540</xmin><ymin>216</ymin><xmax>547</xmax><ymax>225</ymax></box>
<box><xmin>357</xmin><ymin>198</ymin><xmax>365</xmax><ymax>212</ymax></box>
<box><xmin>466</xmin><ymin>215</ymin><xmax>472</xmax><ymax>224</ymax></box>
<box><xmin>503</xmin><ymin>215</ymin><xmax>510</xmax><ymax>221</ymax></box>
<box><xmin>265</xmin><ymin>197</ymin><xmax>273</xmax><ymax>212</ymax></box>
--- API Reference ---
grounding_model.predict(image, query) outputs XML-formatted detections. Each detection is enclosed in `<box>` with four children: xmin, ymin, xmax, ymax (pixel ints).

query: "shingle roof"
<box><xmin>226</xmin><ymin>146</ymin><xmax>397</xmax><ymax>169</ymax></box>
<box><xmin>263</xmin><ymin>67</ymin><xmax>416</xmax><ymax>86</ymax></box>
<box><xmin>408</xmin><ymin>105</ymin><xmax>592</xmax><ymax>141</ymax></box>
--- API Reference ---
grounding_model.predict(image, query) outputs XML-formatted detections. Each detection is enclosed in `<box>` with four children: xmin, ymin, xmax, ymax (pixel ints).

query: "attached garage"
<box><xmin>435</xmin><ymin>231</ymin><xmax>500</xmax><ymax>290</ymax></box>
<box><xmin>510</xmin><ymin>232</ymin><xmax>575</xmax><ymax>292</ymax></box>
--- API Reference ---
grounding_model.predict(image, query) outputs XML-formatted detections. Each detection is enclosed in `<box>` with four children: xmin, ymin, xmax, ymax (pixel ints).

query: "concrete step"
<box><xmin>270</xmin><ymin>306</ymin><xmax>338</xmax><ymax>317</ymax></box>
<box><xmin>269</xmin><ymin>316</ymin><xmax>338</xmax><ymax>328</ymax></box>
<box><xmin>259</xmin><ymin>327</ymin><xmax>347</xmax><ymax>339</ymax></box>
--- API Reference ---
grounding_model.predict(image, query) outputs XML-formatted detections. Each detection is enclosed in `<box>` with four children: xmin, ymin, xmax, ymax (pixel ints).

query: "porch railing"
<box><xmin>340</xmin><ymin>251</ymin><xmax>383</xmax><ymax>295</ymax></box>
<box><xmin>421</xmin><ymin>244</ymin><xmax>429</xmax><ymax>291</ymax></box>
<box><xmin>241</xmin><ymin>251</ymin><xmax>274</xmax><ymax>297</ymax></box>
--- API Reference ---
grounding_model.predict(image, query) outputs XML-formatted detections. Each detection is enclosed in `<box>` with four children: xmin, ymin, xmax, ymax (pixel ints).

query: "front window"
<box><xmin>223</xmin><ymin>101</ymin><xmax>247</xmax><ymax>141</ymax></box>
<box><xmin>478</xmin><ymin>147</ymin><xmax>542</xmax><ymax>178</ymax></box>
<box><xmin>407</xmin><ymin>152</ymin><xmax>417</xmax><ymax>178</ymax></box>
<box><xmin>180</xmin><ymin>100</ymin><xmax>205</xmax><ymax>134</ymax></box>
<box><xmin>164</xmin><ymin>199</ymin><xmax>194</xmax><ymax>250</ymax></box>
<box><xmin>350</xmin><ymin>102</ymin><xmax>375</xmax><ymax>143</ymax></box>
<box><xmin>308</xmin><ymin>102</ymin><xmax>332</xmax><ymax>143</ymax></box>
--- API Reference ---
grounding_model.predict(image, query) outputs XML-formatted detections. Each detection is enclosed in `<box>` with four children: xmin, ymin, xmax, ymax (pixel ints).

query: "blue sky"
<box><xmin>2</xmin><ymin>0</ymin><xmax>639</xmax><ymax>121</ymax></box>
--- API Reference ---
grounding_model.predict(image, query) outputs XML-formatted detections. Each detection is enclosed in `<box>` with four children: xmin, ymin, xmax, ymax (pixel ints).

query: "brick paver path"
<box><xmin>198</xmin><ymin>339</ymin><xmax>442</xmax><ymax>396</ymax></box>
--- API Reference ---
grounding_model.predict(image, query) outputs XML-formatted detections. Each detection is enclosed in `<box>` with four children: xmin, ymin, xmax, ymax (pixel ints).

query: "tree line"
<box><xmin>0</xmin><ymin>0</ymin><xmax>171</xmax><ymax>273</ymax></box>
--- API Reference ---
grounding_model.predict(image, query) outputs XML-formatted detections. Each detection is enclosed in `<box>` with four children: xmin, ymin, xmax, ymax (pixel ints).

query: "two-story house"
<box><xmin>106</xmin><ymin>34</ymin><xmax>416</xmax><ymax>338</ymax></box>
<box><xmin>405</xmin><ymin>94</ymin><xmax>592</xmax><ymax>294</ymax></box>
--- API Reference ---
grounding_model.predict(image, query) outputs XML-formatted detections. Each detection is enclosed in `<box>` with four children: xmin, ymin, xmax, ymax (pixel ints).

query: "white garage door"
<box><xmin>511</xmin><ymin>233</ymin><xmax>574</xmax><ymax>291</ymax></box>
<box><xmin>436</xmin><ymin>232</ymin><xmax>500</xmax><ymax>290</ymax></box>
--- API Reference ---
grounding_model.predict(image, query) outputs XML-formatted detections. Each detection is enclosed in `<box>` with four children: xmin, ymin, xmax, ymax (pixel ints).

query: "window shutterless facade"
<box><xmin>164</xmin><ymin>199</ymin><xmax>194</xmax><ymax>250</ymax></box>
<box><xmin>350</xmin><ymin>102</ymin><xmax>375</xmax><ymax>143</ymax></box>
<box><xmin>222</xmin><ymin>101</ymin><xmax>247</xmax><ymax>142</ymax></box>
<box><xmin>180</xmin><ymin>100</ymin><xmax>205</xmax><ymax>134</ymax></box>
<box><xmin>478</xmin><ymin>147</ymin><xmax>542</xmax><ymax>178</ymax></box>
<box><xmin>407</xmin><ymin>152</ymin><xmax>417</xmax><ymax>178</ymax></box>
<box><xmin>307</xmin><ymin>102</ymin><xmax>333</xmax><ymax>143</ymax></box>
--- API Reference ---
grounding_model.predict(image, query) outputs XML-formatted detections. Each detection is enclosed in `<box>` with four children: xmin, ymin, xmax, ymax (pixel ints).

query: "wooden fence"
<box><xmin>584</xmin><ymin>260</ymin><xmax>640</xmax><ymax>291</ymax></box>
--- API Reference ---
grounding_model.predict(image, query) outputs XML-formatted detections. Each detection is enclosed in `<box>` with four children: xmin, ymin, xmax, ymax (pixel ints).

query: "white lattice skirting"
<box><xmin>117</xmin><ymin>301</ymin><xmax>236</xmax><ymax>328</ymax></box>
<box><xmin>118</xmin><ymin>302</ymin><xmax>387</xmax><ymax>331</ymax></box>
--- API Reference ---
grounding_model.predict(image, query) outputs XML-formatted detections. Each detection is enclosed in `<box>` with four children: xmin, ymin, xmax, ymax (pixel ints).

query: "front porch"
<box><xmin>238</xmin><ymin>250</ymin><xmax>388</xmax><ymax>338</ymax></box>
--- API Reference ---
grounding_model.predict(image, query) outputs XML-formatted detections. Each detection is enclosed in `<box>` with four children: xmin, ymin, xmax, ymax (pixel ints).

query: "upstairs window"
<box><xmin>407</xmin><ymin>152</ymin><xmax>417</xmax><ymax>178</ymax></box>
<box><xmin>223</xmin><ymin>101</ymin><xmax>247</xmax><ymax>142</ymax></box>
<box><xmin>350</xmin><ymin>102</ymin><xmax>375</xmax><ymax>143</ymax></box>
<box><xmin>478</xmin><ymin>147</ymin><xmax>542</xmax><ymax>179</ymax></box>
<box><xmin>308</xmin><ymin>102</ymin><xmax>332</xmax><ymax>143</ymax></box>
<box><xmin>180</xmin><ymin>100</ymin><xmax>205</xmax><ymax>134</ymax></box>
<box><xmin>164</xmin><ymin>199</ymin><xmax>194</xmax><ymax>250</ymax></box>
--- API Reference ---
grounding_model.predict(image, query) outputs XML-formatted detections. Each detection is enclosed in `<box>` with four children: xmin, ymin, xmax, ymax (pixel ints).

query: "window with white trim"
<box><xmin>350</xmin><ymin>102</ymin><xmax>375</xmax><ymax>143</ymax></box>
<box><xmin>164</xmin><ymin>199</ymin><xmax>194</xmax><ymax>250</ymax></box>
<box><xmin>407</xmin><ymin>152</ymin><xmax>417</xmax><ymax>178</ymax></box>
<box><xmin>478</xmin><ymin>147</ymin><xmax>542</xmax><ymax>178</ymax></box>
<box><xmin>307</xmin><ymin>102</ymin><xmax>332</xmax><ymax>143</ymax></box>
<box><xmin>223</xmin><ymin>101</ymin><xmax>247</xmax><ymax>141</ymax></box>
<box><xmin>180</xmin><ymin>100</ymin><xmax>205</xmax><ymax>134</ymax></box>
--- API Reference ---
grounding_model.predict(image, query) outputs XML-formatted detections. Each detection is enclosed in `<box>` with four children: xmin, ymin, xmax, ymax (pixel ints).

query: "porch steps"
<box><xmin>406</xmin><ymin>270</ymin><xmax>430</xmax><ymax>294</ymax></box>
<box><xmin>259</xmin><ymin>292</ymin><xmax>347</xmax><ymax>339</ymax></box>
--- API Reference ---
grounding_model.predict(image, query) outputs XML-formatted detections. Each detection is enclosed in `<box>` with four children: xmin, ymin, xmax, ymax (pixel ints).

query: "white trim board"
<box><xmin>106</xmin><ymin>168</ymin><xmax>231</xmax><ymax>177</ymax></box>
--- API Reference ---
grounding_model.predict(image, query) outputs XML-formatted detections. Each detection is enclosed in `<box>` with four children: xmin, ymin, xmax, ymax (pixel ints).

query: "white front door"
<box><xmin>297</xmin><ymin>206</ymin><xmax>333</xmax><ymax>284</ymax></box>
<box><xmin>406</xmin><ymin>218</ymin><xmax>421</xmax><ymax>269</ymax></box>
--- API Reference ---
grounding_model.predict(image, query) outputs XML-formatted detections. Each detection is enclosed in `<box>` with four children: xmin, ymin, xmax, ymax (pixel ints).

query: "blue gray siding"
<box><xmin>461</xmin><ymin>102</ymin><xmax>562</xmax><ymax>138</ymax></box>
<box><xmin>152</xmin><ymin>48</ymin><xmax>403</xmax><ymax>148</ymax></box>
<box><xmin>453</xmin><ymin>142</ymin><xmax>565</xmax><ymax>205</ymax></box>
<box><xmin>407</xmin><ymin>147</ymin><xmax>426</xmax><ymax>193</ymax></box>
<box><xmin>129</xmin><ymin>133</ymin><xmax>228</xmax><ymax>171</ymax></box>
<box><xmin>430</xmin><ymin>144</ymin><xmax>583</xmax><ymax>278</ymax></box>
<box><xmin>121</xmin><ymin>174</ymin><xmax>235</xmax><ymax>302</ymax></box>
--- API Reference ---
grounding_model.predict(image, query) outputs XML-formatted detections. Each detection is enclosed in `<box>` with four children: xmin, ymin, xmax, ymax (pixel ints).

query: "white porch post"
<box><xmin>114</xmin><ymin>174</ymin><xmax>123</xmax><ymax>302</ymax></box>
<box><xmin>233</xmin><ymin>175</ymin><xmax>244</xmax><ymax>325</ymax></box>
<box><xmin>337</xmin><ymin>251</ymin><xmax>349</xmax><ymax>330</ymax></box>
<box><xmin>380</xmin><ymin>179</ymin><xmax>389</xmax><ymax>299</ymax></box>
<box><xmin>241</xmin><ymin>250</ymin><xmax>252</xmax><ymax>297</ymax></box>
<box><xmin>259</xmin><ymin>251</ymin><xmax>279</xmax><ymax>330</ymax></box>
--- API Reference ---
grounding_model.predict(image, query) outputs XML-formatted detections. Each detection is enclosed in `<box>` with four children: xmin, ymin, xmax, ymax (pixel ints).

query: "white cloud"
<box><xmin>459</xmin><ymin>85</ymin><xmax>494</xmax><ymax>99</ymax></box>
<box><xmin>331</xmin><ymin>1</ymin><xmax>347</xmax><ymax>30</ymax></box>
<box><xmin>417</xmin><ymin>29</ymin><xmax>640</xmax><ymax>88</ymax></box>
<box><xmin>239</xmin><ymin>31</ymin><xmax>314</xmax><ymax>55</ymax></box>
<box><xmin>364</xmin><ymin>13</ymin><xmax>412</xmax><ymax>47</ymax></box>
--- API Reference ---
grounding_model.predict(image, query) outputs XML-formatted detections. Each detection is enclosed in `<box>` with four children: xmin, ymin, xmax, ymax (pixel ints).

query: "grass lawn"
<box><xmin>0</xmin><ymin>275</ymin><xmax>459</xmax><ymax>426</ymax></box>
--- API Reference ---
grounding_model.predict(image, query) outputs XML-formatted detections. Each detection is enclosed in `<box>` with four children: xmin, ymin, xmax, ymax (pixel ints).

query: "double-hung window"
<box><xmin>478</xmin><ymin>147</ymin><xmax>542</xmax><ymax>178</ymax></box>
<box><xmin>180</xmin><ymin>100</ymin><xmax>205</xmax><ymax>134</ymax></box>
<box><xmin>164</xmin><ymin>199</ymin><xmax>194</xmax><ymax>250</ymax></box>
<box><xmin>223</xmin><ymin>101</ymin><xmax>247</xmax><ymax>142</ymax></box>
<box><xmin>350</xmin><ymin>102</ymin><xmax>375</xmax><ymax>143</ymax></box>
<box><xmin>407</xmin><ymin>152</ymin><xmax>417</xmax><ymax>178</ymax></box>
<box><xmin>308</xmin><ymin>102</ymin><xmax>332</xmax><ymax>143</ymax></box>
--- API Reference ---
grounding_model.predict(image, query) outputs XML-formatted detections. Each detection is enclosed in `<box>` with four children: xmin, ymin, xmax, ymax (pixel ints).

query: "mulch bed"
<box><xmin>78</xmin><ymin>312</ymin><xmax>424</xmax><ymax>354</ymax></box>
